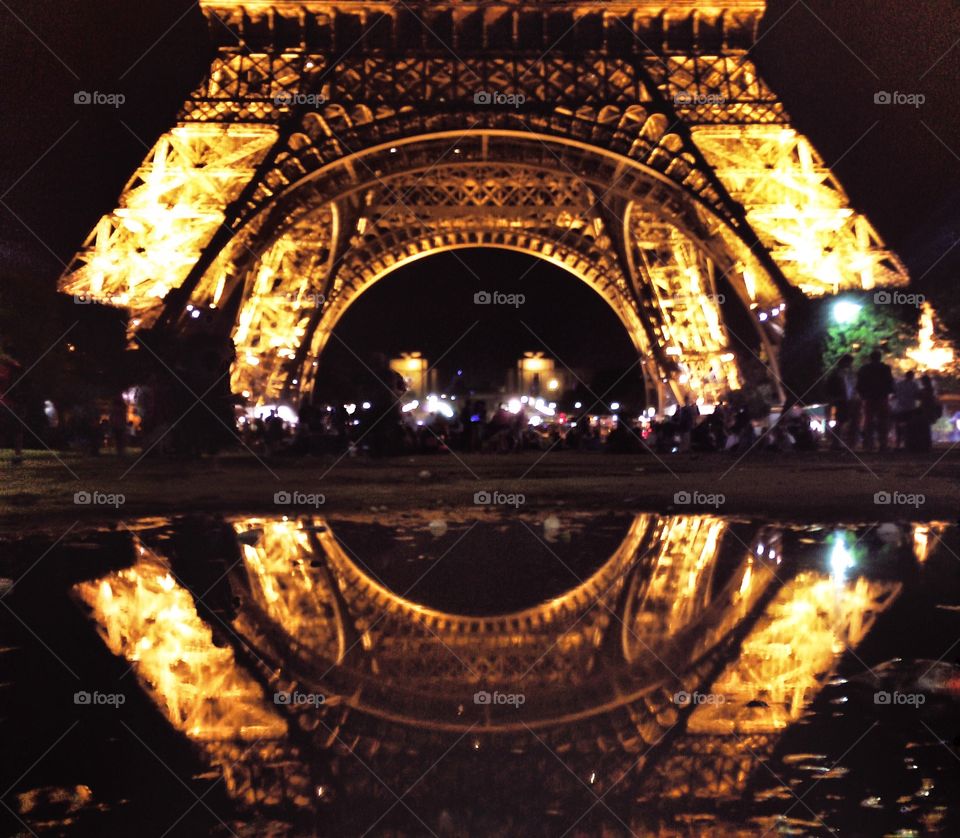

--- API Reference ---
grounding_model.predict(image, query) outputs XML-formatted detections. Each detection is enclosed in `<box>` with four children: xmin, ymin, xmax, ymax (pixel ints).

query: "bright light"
<box><xmin>344</xmin><ymin>403</ymin><xmax>356</xmax><ymax>415</ymax></box>
<box><xmin>832</xmin><ymin>300</ymin><xmax>862</xmax><ymax>324</ymax></box>
<box><xmin>574</xmin><ymin>401</ymin><xmax>582</xmax><ymax>409</ymax></box>
<box><xmin>829</xmin><ymin>532</ymin><xmax>854</xmax><ymax>581</ymax></box>
<box><xmin>907</xmin><ymin>302</ymin><xmax>955</xmax><ymax>371</ymax></box>
<box><xmin>361</xmin><ymin>401</ymin><xmax>371</xmax><ymax>410</ymax></box>
<box><xmin>507</xmin><ymin>399</ymin><xmax>522</xmax><ymax>414</ymax></box>
<box><xmin>251</xmin><ymin>404</ymin><xmax>298</xmax><ymax>424</ymax></box>
<box><xmin>547</xmin><ymin>379</ymin><xmax>559</xmax><ymax>391</ymax></box>
<box><xmin>425</xmin><ymin>395</ymin><xmax>454</xmax><ymax>418</ymax></box>
<box><xmin>528</xmin><ymin>414</ymin><xmax>542</xmax><ymax>426</ymax></box>
<box><xmin>758</xmin><ymin>311</ymin><xmax>768</xmax><ymax>322</ymax></box>
<box><xmin>610</xmin><ymin>402</ymin><xmax>620</xmax><ymax>411</ymax></box>
<box><xmin>401</xmin><ymin>399</ymin><xmax>419</xmax><ymax>413</ymax></box>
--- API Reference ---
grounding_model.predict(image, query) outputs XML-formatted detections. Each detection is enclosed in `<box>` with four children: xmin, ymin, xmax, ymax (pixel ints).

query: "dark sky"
<box><xmin>323</xmin><ymin>248</ymin><xmax>639</xmax><ymax>387</ymax></box>
<box><xmin>1</xmin><ymin>1</ymin><xmax>959</xmax><ymax>349</ymax></box>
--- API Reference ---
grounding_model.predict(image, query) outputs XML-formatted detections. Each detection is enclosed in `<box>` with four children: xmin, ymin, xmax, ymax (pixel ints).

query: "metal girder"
<box><xmin>56</xmin><ymin>0</ymin><xmax>911</xmax><ymax>408</ymax></box>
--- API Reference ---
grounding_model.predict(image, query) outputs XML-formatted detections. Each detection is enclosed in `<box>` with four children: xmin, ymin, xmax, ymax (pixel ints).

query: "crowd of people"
<box><xmin>0</xmin><ymin>340</ymin><xmax>947</xmax><ymax>462</ymax></box>
<box><xmin>825</xmin><ymin>349</ymin><xmax>941</xmax><ymax>453</ymax></box>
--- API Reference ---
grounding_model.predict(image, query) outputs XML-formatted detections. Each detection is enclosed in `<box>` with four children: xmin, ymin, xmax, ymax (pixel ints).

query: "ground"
<box><xmin>2</xmin><ymin>446</ymin><xmax>958</xmax><ymax>533</ymax></box>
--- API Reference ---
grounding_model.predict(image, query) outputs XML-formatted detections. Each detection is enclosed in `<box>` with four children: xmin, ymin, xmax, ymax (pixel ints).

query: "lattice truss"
<box><xmin>312</xmin><ymin>514</ymin><xmax>654</xmax><ymax>690</ymax></box>
<box><xmin>220</xmin><ymin>162</ymin><xmax>744</xmax><ymax>404</ymax></box>
<box><xmin>693</xmin><ymin>126</ymin><xmax>909</xmax><ymax>294</ymax></box>
<box><xmin>622</xmin><ymin>516</ymin><xmax>727</xmax><ymax>656</ymax></box>
<box><xmin>688</xmin><ymin>572</ymin><xmax>901</xmax><ymax>736</ymax></box>
<box><xmin>56</xmin><ymin>0</ymin><xmax>911</xmax><ymax>406</ymax></box>
<box><xmin>645</xmin><ymin>54</ymin><xmax>786</xmax><ymax>125</ymax></box>
<box><xmin>229</xmin><ymin>210</ymin><xmax>333</xmax><ymax>398</ymax></box>
<box><xmin>630</xmin><ymin>210</ymin><xmax>741</xmax><ymax>396</ymax></box>
<box><xmin>59</xmin><ymin>124</ymin><xmax>277</xmax><ymax>329</ymax></box>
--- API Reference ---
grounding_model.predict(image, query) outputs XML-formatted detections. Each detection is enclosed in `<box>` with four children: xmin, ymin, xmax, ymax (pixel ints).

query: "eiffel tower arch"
<box><xmin>59</xmin><ymin>1</ymin><xmax>909</xmax><ymax>409</ymax></box>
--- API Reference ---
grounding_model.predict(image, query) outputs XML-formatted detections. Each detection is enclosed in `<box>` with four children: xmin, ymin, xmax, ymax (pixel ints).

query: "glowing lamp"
<box><xmin>832</xmin><ymin>300</ymin><xmax>861</xmax><ymax>324</ymax></box>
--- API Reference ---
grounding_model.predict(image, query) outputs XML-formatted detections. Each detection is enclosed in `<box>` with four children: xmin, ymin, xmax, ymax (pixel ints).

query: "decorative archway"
<box><xmin>58</xmin><ymin>1</ymin><xmax>909</xmax><ymax>410</ymax></box>
<box><xmin>182</xmin><ymin>134</ymin><xmax>784</xmax><ymax>407</ymax></box>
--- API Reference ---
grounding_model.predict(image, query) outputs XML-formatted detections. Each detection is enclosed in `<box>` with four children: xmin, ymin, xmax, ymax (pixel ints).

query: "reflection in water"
<box><xmin>687</xmin><ymin>572</ymin><xmax>900</xmax><ymax>735</ymax></box>
<box><xmin>74</xmin><ymin>541</ymin><xmax>286</xmax><ymax>742</ymax></box>
<box><xmin>68</xmin><ymin>513</ymin><xmax>946</xmax><ymax>832</ymax></box>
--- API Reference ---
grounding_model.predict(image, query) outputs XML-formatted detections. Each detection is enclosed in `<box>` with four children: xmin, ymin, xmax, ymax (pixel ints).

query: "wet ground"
<box><xmin>4</xmin><ymin>449</ymin><xmax>960</xmax><ymax>532</ymax></box>
<box><xmin>2</xmin><ymin>509</ymin><xmax>960</xmax><ymax>836</ymax></box>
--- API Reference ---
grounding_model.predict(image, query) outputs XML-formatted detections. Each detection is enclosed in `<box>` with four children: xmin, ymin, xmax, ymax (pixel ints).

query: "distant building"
<box><xmin>390</xmin><ymin>352</ymin><xmax>436</xmax><ymax>396</ymax></box>
<box><xmin>509</xmin><ymin>352</ymin><xmax>565</xmax><ymax>396</ymax></box>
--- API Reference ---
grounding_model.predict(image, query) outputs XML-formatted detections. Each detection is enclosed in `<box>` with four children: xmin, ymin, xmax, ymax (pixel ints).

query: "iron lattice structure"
<box><xmin>74</xmin><ymin>513</ymin><xmax>903</xmax><ymax>812</ymax></box>
<box><xmin>59</xmin><ymin>1</ymin><xmax>909</xmax><ymax>407</ymax></box>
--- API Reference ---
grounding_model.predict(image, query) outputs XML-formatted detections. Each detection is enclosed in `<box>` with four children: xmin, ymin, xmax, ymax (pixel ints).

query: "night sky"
<box><xmin>323</xmin><ymin>248</ymin><xmax>639</xmax><ymax>388</ymax></box>
<box><xmin>2</xmin><ymin>1</ymin><xmax>959</xmax><ymax>368</ymax></box>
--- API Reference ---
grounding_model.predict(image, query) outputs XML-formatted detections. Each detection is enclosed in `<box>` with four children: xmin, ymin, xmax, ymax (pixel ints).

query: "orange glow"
<box><xmin>73</xmin><ymin>542</ymin><xmax>286</xmax><ymax>741</ymax></box>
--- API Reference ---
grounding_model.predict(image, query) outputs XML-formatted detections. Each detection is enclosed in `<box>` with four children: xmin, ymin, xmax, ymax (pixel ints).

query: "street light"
<box><xmin>832</xmin><ymin>300</ymin><xmax>862</xmax><ymax>324</ymax></box>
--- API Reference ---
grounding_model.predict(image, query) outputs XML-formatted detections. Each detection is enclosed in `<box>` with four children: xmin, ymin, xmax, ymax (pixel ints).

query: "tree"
<box><xmin>822</xmin><ymin>300</ymin><xmax>914</xmax><ymax>373</ymax></box>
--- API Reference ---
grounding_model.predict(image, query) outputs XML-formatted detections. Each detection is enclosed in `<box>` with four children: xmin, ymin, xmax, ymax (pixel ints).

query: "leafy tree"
<box><xmin>822</xmin><ymin>300</ymin><xmax>914</xmax><ymax>373</ymax></box>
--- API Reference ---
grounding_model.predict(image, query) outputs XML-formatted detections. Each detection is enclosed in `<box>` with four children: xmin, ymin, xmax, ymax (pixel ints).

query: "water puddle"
<box><xmin>2</xmin><ymin>511</ymin><xmax>959</xmax><ymax>835</ymax></box>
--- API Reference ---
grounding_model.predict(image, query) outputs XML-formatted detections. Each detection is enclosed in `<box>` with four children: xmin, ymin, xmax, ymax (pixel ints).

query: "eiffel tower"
<box><xmin>59</xmin><ymin>1</ymin><xmax>909</xmax><ymax>409</ymax></box>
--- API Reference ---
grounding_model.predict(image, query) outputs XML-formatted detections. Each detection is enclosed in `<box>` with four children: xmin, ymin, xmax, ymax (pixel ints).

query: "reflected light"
<box><xmin>829</xmin><ymin>531</ymin><xmax>854</xmax><ymax>581</ymax></box>
<box><xmin>74</xmin><ymin>545</ymin><xmax>286</xmax><ymax>741</ymax></box>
